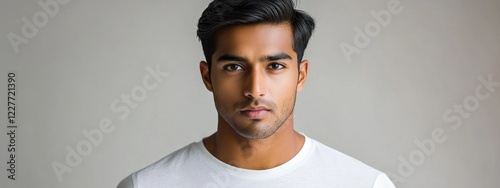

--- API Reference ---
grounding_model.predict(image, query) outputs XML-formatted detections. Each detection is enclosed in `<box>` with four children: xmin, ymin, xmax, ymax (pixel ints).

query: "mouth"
<box><xmin>240</xmin><ymin>106</ymin><xmax>271</xmax><ymax>119</ymax></box>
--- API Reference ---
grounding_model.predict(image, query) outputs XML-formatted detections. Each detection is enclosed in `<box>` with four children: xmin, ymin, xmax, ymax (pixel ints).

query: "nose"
<box><xmin>243</xmin><ymin>68</ymin><xmax>266</xmax><ymax>98</ymax></box>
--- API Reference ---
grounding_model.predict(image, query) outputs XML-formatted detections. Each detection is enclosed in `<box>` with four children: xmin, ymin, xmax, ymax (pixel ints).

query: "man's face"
<box><xmin>200</xmin><ymin>23</ymin><xmax>308</xmax><ymax>139</ymax></box>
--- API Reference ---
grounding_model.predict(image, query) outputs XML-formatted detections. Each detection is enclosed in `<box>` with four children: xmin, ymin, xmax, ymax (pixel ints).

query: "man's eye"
<box><xmin>224</xmin><ymin>64</ymin><xmax>244</xmax><ymax>71</ymax></box>
<box><xmin>268</xmin><ymin>63</ymin><xmax>285</xmax><ymax>70</ymax></box>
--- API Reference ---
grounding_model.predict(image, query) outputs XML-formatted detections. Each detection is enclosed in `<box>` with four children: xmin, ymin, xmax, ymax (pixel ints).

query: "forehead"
<box><xmin>213</xmin><ymin>23</ymin><xmax>295</xmax><ymax>59</ymax></box>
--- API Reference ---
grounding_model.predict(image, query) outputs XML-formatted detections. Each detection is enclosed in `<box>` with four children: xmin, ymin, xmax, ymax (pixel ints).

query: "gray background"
<box><xmin>1</xmin><ymin>0</ymin><xmax>499</xmax><ymax>187</ymax></box>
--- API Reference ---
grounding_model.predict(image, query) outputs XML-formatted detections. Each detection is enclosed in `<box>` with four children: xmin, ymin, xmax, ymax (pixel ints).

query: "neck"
<box><xmin>203</xmin><ymin>114</ymin><xmax>305</xmax><ymax>170</ymax></box>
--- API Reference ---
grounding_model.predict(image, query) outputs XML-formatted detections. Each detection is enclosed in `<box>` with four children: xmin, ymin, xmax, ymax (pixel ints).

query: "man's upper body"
<box><xmin>119</xmin><ymin>0</ymin><xmax>396</xmax><ymax>187</ymax></box>
<box><xmin>118</xmin><ymin>135</ymin><xmax>394</xmax><ymax>188</ymax></box>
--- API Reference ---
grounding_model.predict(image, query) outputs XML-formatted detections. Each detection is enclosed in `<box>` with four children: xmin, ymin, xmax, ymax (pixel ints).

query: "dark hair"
<box><xmin>197</xmin><ymin>0</ymin><xmax>315</xmax><ymax>70</ymax></box>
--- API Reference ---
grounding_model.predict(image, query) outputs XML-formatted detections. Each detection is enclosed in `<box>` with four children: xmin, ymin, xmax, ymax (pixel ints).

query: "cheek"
<box><xmin>269</xmin><ymin>74</ymin><xmax>298</xmax><ymax>100</ymax></box>
<box><xmin>271</xmin><ymin>70</ymin><xmax>298</xmax><ymax>88</ymax></box>
<box><xmin>213</xmin><ymin>76</ymin><xmax>242</xmax><ymax>98</ymax></box>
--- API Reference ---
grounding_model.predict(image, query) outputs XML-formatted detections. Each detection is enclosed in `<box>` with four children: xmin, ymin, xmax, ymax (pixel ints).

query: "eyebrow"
<box><xmin>217</xmin><ymin>54</ymin><xmax>248</xmax><ymax>63</ymax></box>
<box><xmin>262</xmin><ymin>52</ymin><xmax>292</xmax><ymax>62</ymax></box>
<box><xmin>216</xmin><ymin>52</ymin><xmax>292</xmax><ymax>63</ymax></box>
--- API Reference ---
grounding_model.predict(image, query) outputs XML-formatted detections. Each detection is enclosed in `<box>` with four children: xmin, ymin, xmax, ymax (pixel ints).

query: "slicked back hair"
<box><xmin>197</xmin><ymin>0</ymin><xmax>316</xmax><ymax>71</ymax></box>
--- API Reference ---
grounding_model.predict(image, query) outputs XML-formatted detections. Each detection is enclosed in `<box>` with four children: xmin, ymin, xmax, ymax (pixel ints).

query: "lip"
<box><xmin>240</xmin><ymin>106</ymin><xmax>270</xmax><ymax>119</ymax></box>
<box><xmin>240</xmin><ymin>106</ymin><xmax>270</xmax><ymax>111</ymax></box>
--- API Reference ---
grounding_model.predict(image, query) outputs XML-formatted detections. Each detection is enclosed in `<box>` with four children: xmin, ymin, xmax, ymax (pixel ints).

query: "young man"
<box><xmin>118</xmin><ymin>0</ymin><xmax>396</xmax><ymax>187</ymax></box>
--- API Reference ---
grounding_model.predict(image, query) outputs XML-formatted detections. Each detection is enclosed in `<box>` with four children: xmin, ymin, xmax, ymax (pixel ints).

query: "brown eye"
<box><xmin>224</xmin><ymin>64</ymin><xmax>244</xmax><ymax>71</ymax></box>
<box><xmin>268</xmin><ymin>63</ymin><xmax>285</xmax><ymax>70</ymax></box>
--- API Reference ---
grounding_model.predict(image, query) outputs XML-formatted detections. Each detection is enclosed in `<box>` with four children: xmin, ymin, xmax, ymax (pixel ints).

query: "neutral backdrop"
<box><xmin>1</xmin><ymin>0</ymin><xmax>499</xmax><ymax>188</ymax></box>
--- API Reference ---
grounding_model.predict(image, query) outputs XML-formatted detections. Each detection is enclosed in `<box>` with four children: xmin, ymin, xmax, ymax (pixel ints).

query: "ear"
<box><xmin>200</xmin><ymin>61</ymin><xmax>213</xmax><ymax>92</ymax></box>
<box><xmin>297</xmin><ymin>60</ymin><xmax>309</xmax><ymax>92</ymax></box>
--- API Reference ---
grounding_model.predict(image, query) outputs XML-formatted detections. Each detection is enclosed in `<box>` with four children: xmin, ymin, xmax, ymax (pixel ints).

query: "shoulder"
<box><xmin>310</xmin><ymin>138</ymin><xmax>380</xmax><ymax>172</ymax></box>
<box><xmin>117</xmin><ymin>142</ymin><xmax>200</xmax><ymax>188</ymax></box>
<box><xmin>117</xmin><ymin>174</ymin><xmax>134</xmax><ymax>188</ymax></box>
<box><xmin>305</xmin><ymin>137</ymin><xmax>392</xmax><ymax>187</ymax></box>
<box><xmin>137</xmin><ymin>142</ymin><xmax>199</xmax><ymax>174</ymax></box>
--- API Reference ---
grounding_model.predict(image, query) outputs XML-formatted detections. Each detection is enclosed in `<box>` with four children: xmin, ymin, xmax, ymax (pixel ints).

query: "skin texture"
<box><xmin>200</xmin><ymin>23</ymin><xmax>309</xmax><ymax>170</ymax></box>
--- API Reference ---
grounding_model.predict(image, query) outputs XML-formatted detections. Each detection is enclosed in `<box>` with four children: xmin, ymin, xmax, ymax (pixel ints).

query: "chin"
<box><xmin>231</xmin><ymin>122</ymin><xmax>280</xmax><ymax>140</ymax></box>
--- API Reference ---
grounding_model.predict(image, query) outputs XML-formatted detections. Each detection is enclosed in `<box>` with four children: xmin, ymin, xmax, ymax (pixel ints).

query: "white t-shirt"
<box><xmin>118</xmin><ymin>135</ymin><xmax>395</xmax><ymax>188</ymax></box>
